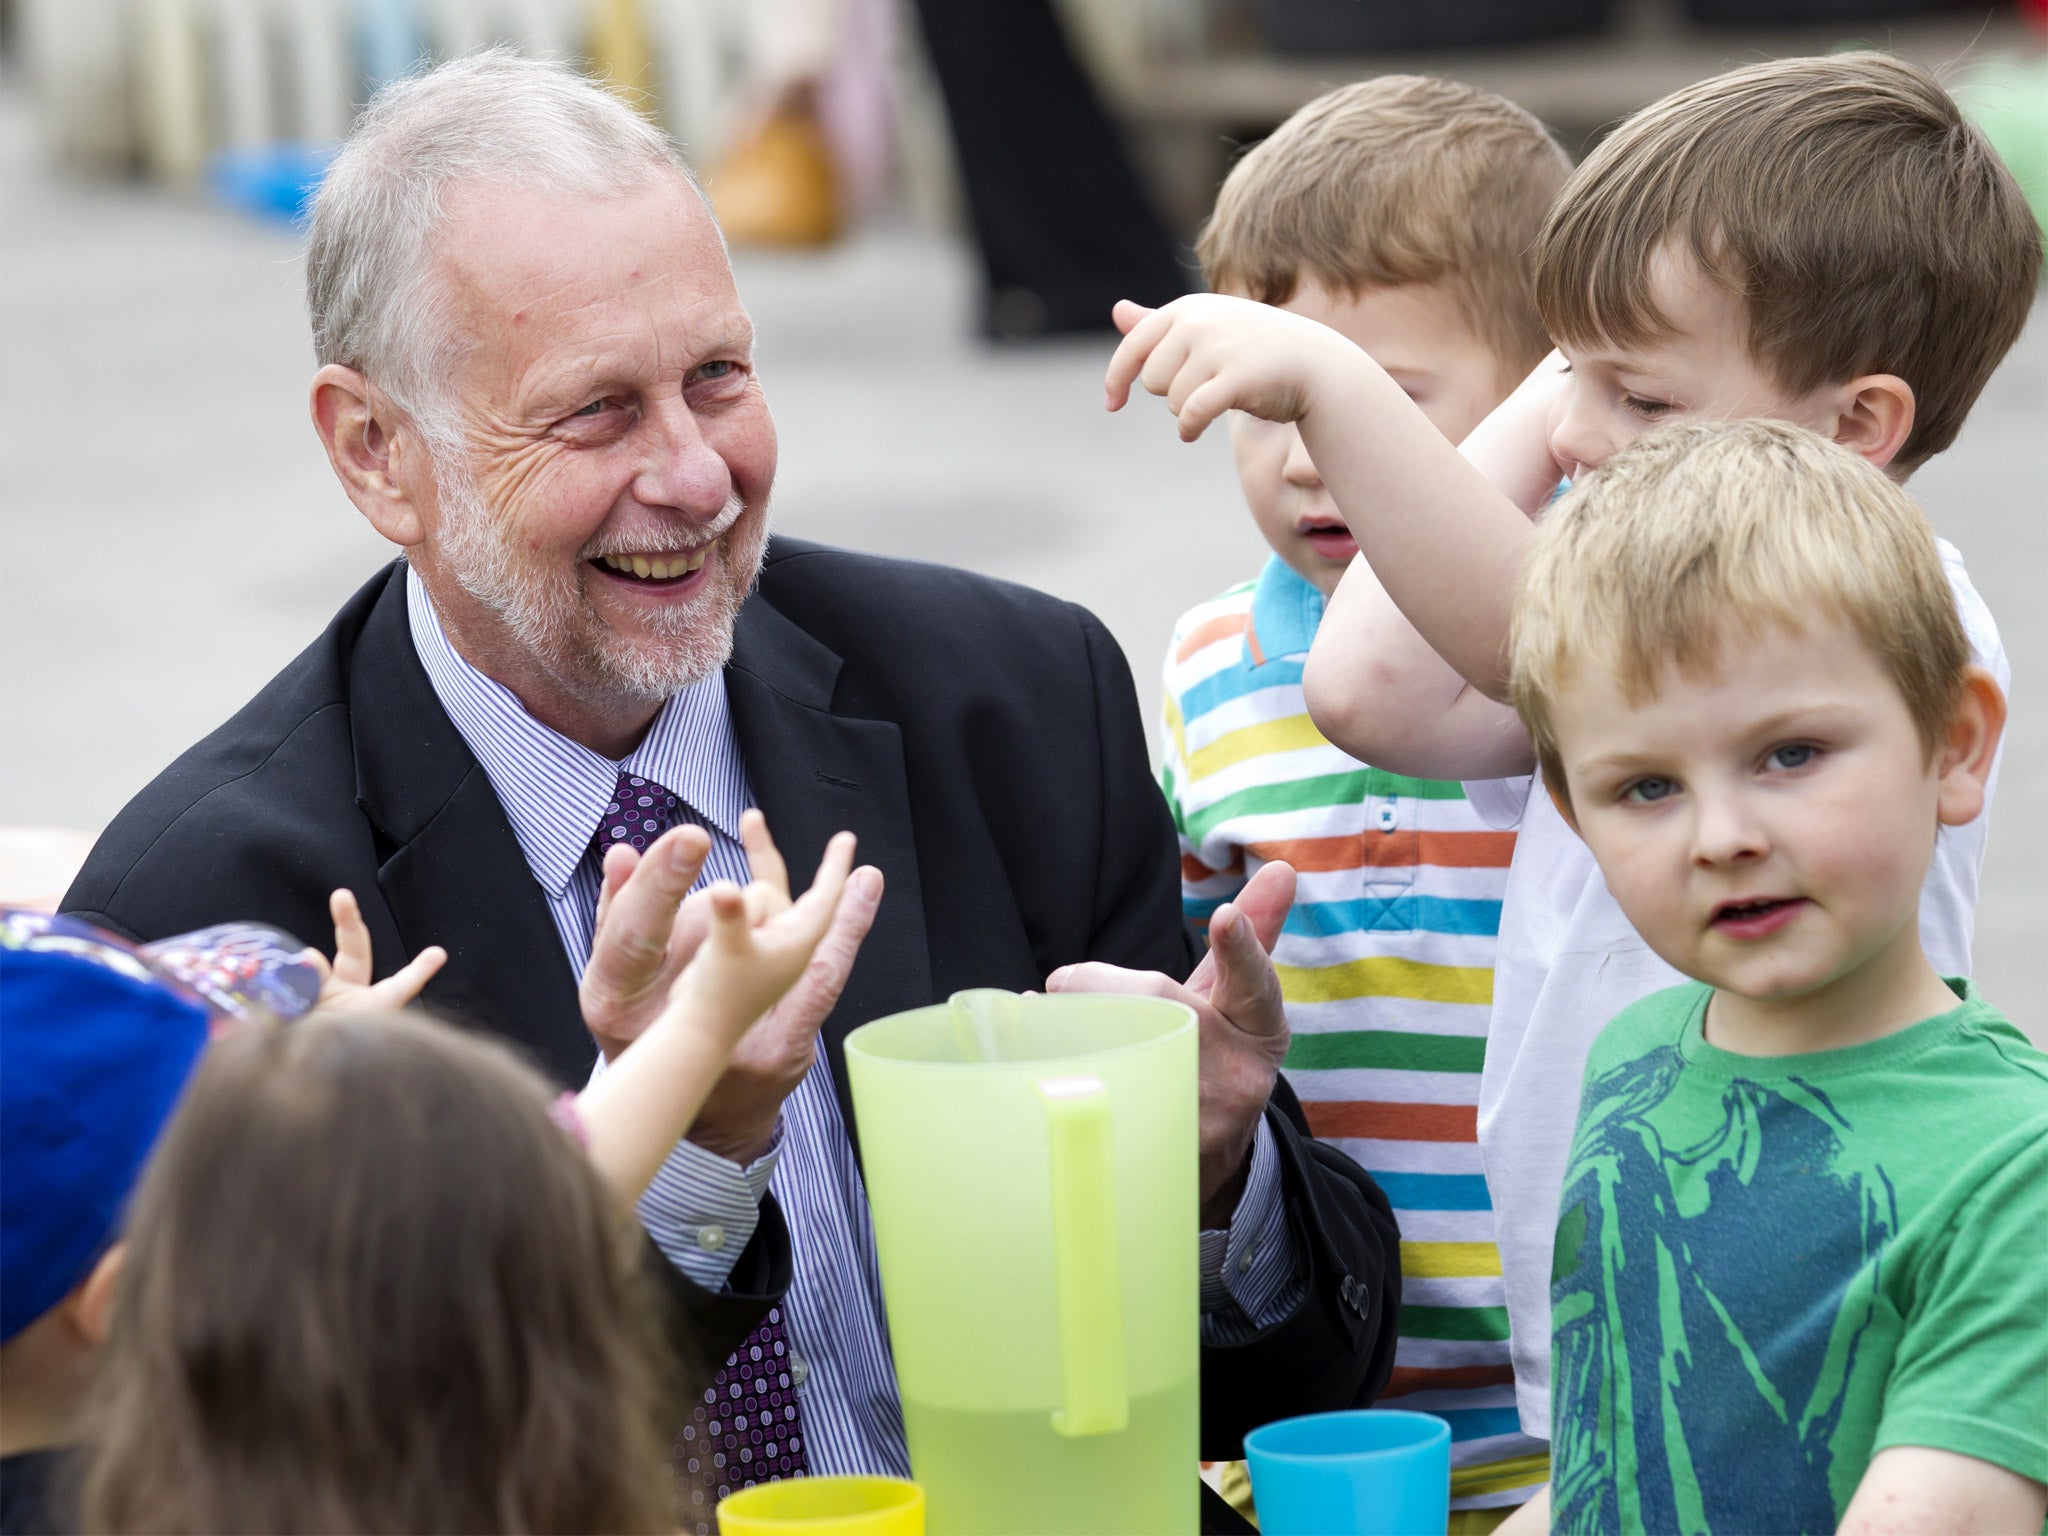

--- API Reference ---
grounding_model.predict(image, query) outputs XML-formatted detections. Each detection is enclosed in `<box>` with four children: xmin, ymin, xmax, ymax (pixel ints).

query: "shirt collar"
<box><xmin>404</xmin><ymin>566</ymin><xmax>749</xmax><ymax>898</ymax></box>
<box><xmin>1245</xmin><ymin>555</ymin><xmax>1326</xmax><ymax>667</ymax></box>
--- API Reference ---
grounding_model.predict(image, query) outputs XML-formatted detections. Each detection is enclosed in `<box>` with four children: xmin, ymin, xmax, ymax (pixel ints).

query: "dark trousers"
<box><xmin>908</xmin><ymin>0</ymin><xmax>1191</xmax><ymax>335</ymax></box>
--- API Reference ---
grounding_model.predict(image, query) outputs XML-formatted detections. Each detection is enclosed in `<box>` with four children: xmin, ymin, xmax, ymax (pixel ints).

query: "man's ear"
<box><xmin>309</xmin><ymin>364</ymin><xmax>429</xmax><ymax>548</ymax></box>
<box><xmin>1935</xmin><ymin>667</ymin><xmax>2006</xmax><ymax>828</ymax></box>
<box><xmin>68</xmin><ymin>1244</ymin><xmax>124</xmax><ymax>1348</ymax></box>
<box><xmin>1543</xmin><ymin>771</ymin><xmax>1582</xmax><ymax>835</ymax></box>
<box><xmin>1827</xmin><ymin>374</ymin><xmax>1915</xmax><ymax>472</ymax></box>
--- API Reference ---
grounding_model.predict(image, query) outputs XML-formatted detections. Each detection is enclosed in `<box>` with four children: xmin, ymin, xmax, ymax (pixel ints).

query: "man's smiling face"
<box><xmin>407</xmin><ymin>172</ymin><xmax>776</xmax><ymax>718</ymax></box>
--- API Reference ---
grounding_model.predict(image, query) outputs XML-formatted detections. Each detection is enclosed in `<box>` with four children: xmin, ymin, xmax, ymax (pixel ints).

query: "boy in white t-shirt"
<box><xmin>1101</xmin><ymin>50</ymin><xmax>2040</xmax><ymax>1439</ymax></box>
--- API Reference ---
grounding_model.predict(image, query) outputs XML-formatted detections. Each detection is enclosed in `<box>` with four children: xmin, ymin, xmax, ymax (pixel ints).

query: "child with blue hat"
<box><xmin>0</xmin><ymin>908</ymin><xmax>354</xmax><ymax>1534</ymax></box>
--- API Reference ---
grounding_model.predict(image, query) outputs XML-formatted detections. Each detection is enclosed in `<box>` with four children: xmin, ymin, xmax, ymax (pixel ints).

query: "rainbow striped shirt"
<box><xmin>1161</xmin><ymin>559</ymin><xmax>1547</xmax><ymax>1511</ymax></box>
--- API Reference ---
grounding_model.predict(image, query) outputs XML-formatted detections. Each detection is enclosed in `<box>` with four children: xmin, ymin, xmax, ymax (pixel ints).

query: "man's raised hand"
<box><xmin>1047</xmin><ymin>860</ymin><xmax>1297</xmax><ymax>1227</ymax></box>
<box><xmin>576</xmin><ymin>813</ymin><xmax>881</xmax><ymax>1196</ymax></box>
<box><xmin>1104</xmin><ymin>295</ymin><xmax>1359</xmax><ymax>442</ymax></box>
<box><xmin>581</xmin><ymin>824</ymin><xmax>716</xmax><ymax>1060</ymax></box>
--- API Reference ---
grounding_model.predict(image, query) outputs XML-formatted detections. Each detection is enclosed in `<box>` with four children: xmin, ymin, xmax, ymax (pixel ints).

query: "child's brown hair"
<box><xmin>82</xmin><ymin>1010</ymin><xmax>678</xmax><ymax>1535</ymax></box>
<box><xmin>1536</xmin><ymin>51</ymin><xmax>2041</xmax><ymax>472</ymax></box>
<box><xmin>1198</xmin><ymin>75</ymin><xmax>1571</xmax><ymax>383</ymax></box>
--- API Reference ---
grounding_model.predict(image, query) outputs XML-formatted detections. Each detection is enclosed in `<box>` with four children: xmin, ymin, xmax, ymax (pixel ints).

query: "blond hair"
<box><xmin>1536</xmin><ymin>52</ymin><xmax>2040</xmax><ymax>473</ymax></box>
<box><xmin>1199</xmin><ymin>75</ymin><xmax>1570</xmax><ymax>381</ymax></box>
<box><xmin>1510</xmin><ymin>420</ymin><xmax>1970</xmax><ymax>800</ymax></box>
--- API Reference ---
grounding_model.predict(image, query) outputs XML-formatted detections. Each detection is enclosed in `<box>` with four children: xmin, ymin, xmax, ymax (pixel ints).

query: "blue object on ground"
<box><xmin>205</xmin><ymin>143</ymin><xmax>338</xmax><ymax>225</ymax></box>
<box><xmin>1244</xmin><ymin>1409</ymin><xmax>1452</xmax><ymax>1536</ymax></box>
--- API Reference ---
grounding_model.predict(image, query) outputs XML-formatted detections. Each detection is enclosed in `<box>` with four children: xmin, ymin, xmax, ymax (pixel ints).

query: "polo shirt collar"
<box><xmin>404</xmin><ymin>566</ymin><xmax>749</xmax><ymax>899</ymax></box>
<box><xmin>1245</xmin><ymin>554</ymin><xmax>1326</xmax><ymax>667</ymax></box>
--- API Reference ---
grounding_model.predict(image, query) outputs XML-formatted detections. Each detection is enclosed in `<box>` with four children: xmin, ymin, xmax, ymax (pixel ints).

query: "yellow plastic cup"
<box><xmin>716</xmin><ymin>1476</ymin><xmax>925</xmax><ymax>1535</ymax></box>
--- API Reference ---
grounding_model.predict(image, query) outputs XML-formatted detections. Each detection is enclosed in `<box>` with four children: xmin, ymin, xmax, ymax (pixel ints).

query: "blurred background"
<box><xmin>1</xmin><ymin>0</ymin><xmax>2043</xmax><ymax>1030</ymax></box>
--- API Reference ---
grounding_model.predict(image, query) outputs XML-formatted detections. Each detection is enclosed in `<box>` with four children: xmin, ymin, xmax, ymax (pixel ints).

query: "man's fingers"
<box><xmin>1205</xmin><ymin>906</ymin><xmax>1288</xmax><ymax>1043</ymax></box>
<box><xmin>793</xmin><ymin>832</ymin><xmax>857</xmax><ymax>918</ymax></box>
<box><xmin>1045</xmin><ymin>961</ymin><xmax>1183</xmax><ymax>1002</ymax></box>
<box><xmin>589</xmin><ymin>824</ymin><xmax>711</xmax><ymax>988</ymax></box>
<box><xmin>1184</xmin><ymin>862</ymin><xmax>1297</xmax><ymax>995</ymax></box>
<box><xmin>592</xmin><ymin>841</ymin><xmax>640</xmax><ymax>938</ymax></box>
<box><xmin>328</xmin><ymin>888</ymin><xmax>372</xmax><ymax>984</ymax></box>
<box><xmin>1231</xmin><ymin>861</ymin><xmax>1297</xmax><ymax>953</ymax></box>
<box><xmin>781</xmin><ymin>864</ymin><xmax>882</xmax><ymax>1016</ymax></box>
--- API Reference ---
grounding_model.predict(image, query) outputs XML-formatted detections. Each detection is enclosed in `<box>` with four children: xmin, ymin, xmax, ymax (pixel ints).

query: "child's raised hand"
<box><xmin>573</xmin><ymin>817</ymin><xmax>863</xmax><ymax>1200</ymax></box>
<box><xmin>310</xmin><ymin>888</ymin><xmax>446</xmax><ymax>1012</ymax></box>
<box><xmin>1104</xmin><ymin>294</ymin><xmax>1360</xmax><ymax>442</ymax></box>
<box><xmin>667</xmin><ymin>816</ymin><xmax>858</xmax><ymax>1049</ymax></box>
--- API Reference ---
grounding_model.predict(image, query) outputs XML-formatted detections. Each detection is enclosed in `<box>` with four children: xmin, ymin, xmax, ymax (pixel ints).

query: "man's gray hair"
<box><xmin>306</xmin><ymin>50</ymin><xmax>699</xmax><ymax>443</ymax></box>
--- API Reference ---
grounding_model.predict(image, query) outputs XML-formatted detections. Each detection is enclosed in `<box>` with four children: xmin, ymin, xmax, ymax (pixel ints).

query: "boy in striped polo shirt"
<box><xmin>1162</xmin><ymin>78</ymin><xmax>1569</xmax><ymax>1528</ymax></box>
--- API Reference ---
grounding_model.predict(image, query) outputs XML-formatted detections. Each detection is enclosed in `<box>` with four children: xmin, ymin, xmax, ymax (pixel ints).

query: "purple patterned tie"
<box><xmin>592</xmin><ymin>772</ymin><xmax>809</xmax><ymax>1532</ymax></box>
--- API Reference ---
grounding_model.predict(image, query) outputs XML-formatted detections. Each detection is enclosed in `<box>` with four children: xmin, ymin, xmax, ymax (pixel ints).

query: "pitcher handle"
<box><xmin>1036</xmin><ymin>1075</ymin><xmax>1130</xmax><ymax>1437</ymax></box>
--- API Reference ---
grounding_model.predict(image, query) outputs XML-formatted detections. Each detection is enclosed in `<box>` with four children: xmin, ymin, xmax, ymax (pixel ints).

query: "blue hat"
<box><xmin>0</xmin><ymin>911</ymin><xmax>322</xmax><ymax>1341</ymax></box>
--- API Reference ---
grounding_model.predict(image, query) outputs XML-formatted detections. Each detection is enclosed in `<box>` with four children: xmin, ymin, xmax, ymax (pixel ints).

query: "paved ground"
<box><xmin>3</xmin><ymin>80</ymin><xmax>2042</xmax><ymax>1034</ymax></box>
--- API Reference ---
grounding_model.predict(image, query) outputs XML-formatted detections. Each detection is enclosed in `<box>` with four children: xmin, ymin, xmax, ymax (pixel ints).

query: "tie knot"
<box><xmin>596</xmin><ymin>771</ymin><xmax>683</xmax><ymax>855</ymax></box>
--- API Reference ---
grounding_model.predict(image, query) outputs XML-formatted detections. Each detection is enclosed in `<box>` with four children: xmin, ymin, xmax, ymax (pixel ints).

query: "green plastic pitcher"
<box><xmin>845</xmin><ymin>990</ymin><xmax>1199</xmax><ymax>1535</ymax></box>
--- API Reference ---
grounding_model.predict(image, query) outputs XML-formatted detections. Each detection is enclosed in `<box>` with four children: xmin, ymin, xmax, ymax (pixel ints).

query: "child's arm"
<box><xmin>1304</xmin><ymin>555</ymin><xmax>1536</xmax><ymax>780</ymax></box>
<box><xmin>575</xmin><ymin>813</ymin><xmax>857</xmax><ymax>1200</ymax></box>
<box><xmin>1839</xmin><ymin>1447</ymin><xmax>2046</xmax><ymax>1535</ymax></box>
<box><xmin>1107</xmin><ymin>296</ymin><xmax>1537</xmax><ymax>705</ymax></box>
<box><xmin>1304</xmin><ymin>358</ymin><xmax>1573</xmax><ymax>778</ymax></box>
<box><xmin>311</xmin><ymin>888</ymin><xmax>447</xmax><ymax>1010</ymax></box>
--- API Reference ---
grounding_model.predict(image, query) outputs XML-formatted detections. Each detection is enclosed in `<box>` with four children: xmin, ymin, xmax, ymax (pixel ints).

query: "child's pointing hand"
<box><xmin>1104</xmin><ymin>294</ymin><xmax>1361</xmax><ymax>441</ymax></box>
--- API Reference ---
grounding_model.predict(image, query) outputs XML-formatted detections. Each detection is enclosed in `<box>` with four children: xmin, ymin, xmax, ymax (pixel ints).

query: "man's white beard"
<box><xmin>433</xmin><ymin>455</ymin><xmax>766</xmax><ymax>705</ymax></box>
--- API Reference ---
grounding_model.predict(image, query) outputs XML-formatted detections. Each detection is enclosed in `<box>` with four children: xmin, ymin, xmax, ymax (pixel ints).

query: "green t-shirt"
<box><xmin>1550</xmin><ymin>979</ymin><xmax>2048</xmax><ymax>1534</ymax></box>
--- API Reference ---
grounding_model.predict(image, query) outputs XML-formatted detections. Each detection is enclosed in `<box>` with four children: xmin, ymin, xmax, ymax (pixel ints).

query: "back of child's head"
<box><xmin>1537</xmin><ymin>51</ymin><xmax>2041</xmax><ymax>472</ymax></box>
<box><xmin>81</xmin><ymin>1009</ymin><xmax>677</xmax><ymax>1536</ymax></box>
<box><xmin>1198</xmin><ymin>75</ymin><xmax>1570</xmax><ymax>382</ymax></box>
<box><xmin>1510</xmin><ymin>418</ymin><xmax>1969</xmax><ymax>798</ymax></box>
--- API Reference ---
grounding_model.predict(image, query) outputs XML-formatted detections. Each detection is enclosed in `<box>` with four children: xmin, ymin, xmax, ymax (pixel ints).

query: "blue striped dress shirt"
<box><xmin>405</xmin><ymin>566</ymin><xmax>1304</xmax><ymax>1477</ymax></box>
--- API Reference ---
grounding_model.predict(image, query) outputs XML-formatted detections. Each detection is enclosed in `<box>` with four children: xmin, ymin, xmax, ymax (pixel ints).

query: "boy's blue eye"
<box><xmin>1768</xmin><ymin>744</ymin><xmax>1817</xmax><ymax>771</ymax></box>
<box><xmin>1622</xmin><ymin>776</ymin><xmax>1677</xmax><ymax>804</ymax></box>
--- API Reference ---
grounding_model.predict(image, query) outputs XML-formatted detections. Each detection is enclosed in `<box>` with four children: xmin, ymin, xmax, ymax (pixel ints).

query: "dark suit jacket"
<box><xmin>65</xmin><ymin>539</ymin><xmax>1400</xmax><ymax>1456</ymax></box>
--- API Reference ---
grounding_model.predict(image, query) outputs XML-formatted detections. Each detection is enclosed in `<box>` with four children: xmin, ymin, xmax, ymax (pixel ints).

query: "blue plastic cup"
<box><xmin>1243</xmin><ymin>1409</ymin><xmax>1451</xmax><ymax>1535</ymax></box>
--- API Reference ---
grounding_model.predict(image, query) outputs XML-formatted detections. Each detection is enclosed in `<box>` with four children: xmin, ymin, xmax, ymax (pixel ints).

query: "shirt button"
<box><xmin>1237</xmin><ymin>1249</ymin><xmax>1255</xmax><ymax>1274</ymax></box>
<box><xmin>696</xmin><ymin>1223</ymin><xmax>726</xmax><ymax>1251</ymax></box>
<box><xmin>790</xmin><ymin>1354</ymin><xmax>810</xmax><ymax>1388</ymax></box>
<box><xmin>1376</xmin><ymin>802</ymin><xmax>1399</xmax><ymax>831</ymax></box>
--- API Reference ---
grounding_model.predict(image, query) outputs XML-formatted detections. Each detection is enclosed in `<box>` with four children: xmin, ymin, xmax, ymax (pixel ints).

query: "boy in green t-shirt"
<box><xmin>1494</xmin><ymin>420</ymin><xmax>2047</xmax><ymax>1535</ymax></box>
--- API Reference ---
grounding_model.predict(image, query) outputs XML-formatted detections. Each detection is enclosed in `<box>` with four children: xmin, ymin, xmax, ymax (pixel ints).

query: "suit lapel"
<box><xmin>726</xmin><ymin>594</ymin><xmax>931</xmax><ymax>1163</ymax></box>
<box><xmin>347</xmin><ymin>567</ymin><xmax>590</xmax><ymax>1084</ymax></box>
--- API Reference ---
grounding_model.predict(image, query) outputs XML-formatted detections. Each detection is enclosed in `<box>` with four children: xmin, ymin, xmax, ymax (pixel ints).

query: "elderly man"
<box><xmin>65</xmin><ymin>53</ymin><xmax>1397</xmax><ymax>1524</ymax></box>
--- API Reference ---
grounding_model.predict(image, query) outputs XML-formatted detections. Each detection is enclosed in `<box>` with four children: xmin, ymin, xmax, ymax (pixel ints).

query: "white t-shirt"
<box><xmin>1464</xmin><ymin>539</ymin><xmax>2008</xmax><ymax>1439</ymax></box>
